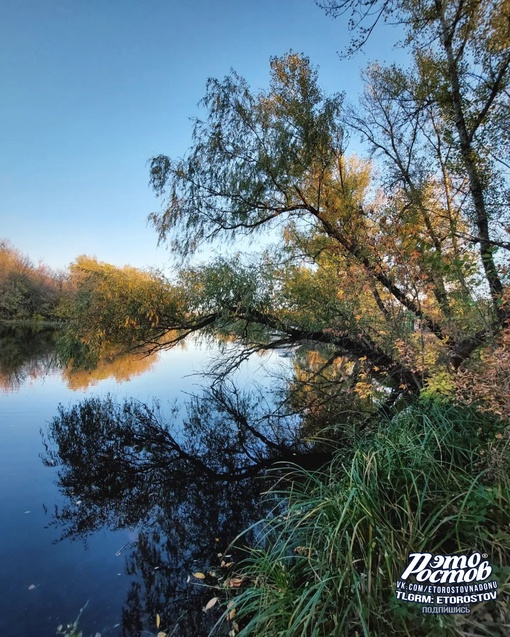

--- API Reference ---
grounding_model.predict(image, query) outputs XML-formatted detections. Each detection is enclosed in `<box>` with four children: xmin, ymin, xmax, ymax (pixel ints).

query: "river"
<box><xmin>0</xmin><ymin>329</ymin><xmax>285</xmax><ymax>637</ymax></box>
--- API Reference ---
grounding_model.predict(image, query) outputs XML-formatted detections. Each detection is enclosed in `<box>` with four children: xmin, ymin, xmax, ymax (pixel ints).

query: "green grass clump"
<box><xmin>227</xmin><ymin>401</ymin><xmax>510</xmax><ymax>636</ymax></box>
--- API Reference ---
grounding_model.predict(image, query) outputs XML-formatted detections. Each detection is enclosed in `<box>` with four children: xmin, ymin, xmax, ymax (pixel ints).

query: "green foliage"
<box><xmin>227</xmin><ymin>402</ymin><xmax>510</xmax><ymax>636</ymax></box>
<box><xmin>144</xmin><ymin>42</ymin><xmax>509</xmax><ymax>407</ymax></box>
<box><xmin>56</xmin><ymin>601</ymin><xmax>88</xmax><ymax>637</ymax></box>
<box><xmin>322</xmin><ymin>0</ymin><xmax>510</xmax><ymax>313</ymax></box>
<box><xmin>149</xmin><ymin>53</ymin><xmax>343</xmax><ymax>256</ymax></box>
<box><xmin>57</xmin><ymin>256</ymin><xmax>183</xmax><ymax>367</ymax></box>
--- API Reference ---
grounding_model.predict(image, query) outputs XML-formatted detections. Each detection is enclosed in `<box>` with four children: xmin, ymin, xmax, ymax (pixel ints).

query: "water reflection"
<box><xmin>1</xmin><ymin>330</ymin><xmax>322</xmax><ymax>635</ymax></box>
<box><xmin>0</xmin><ymin>327</ymin><xmax>166</xmax><ymax>391</ymax></box>
<box><xmin>61</xmin><ymin>349</ymin><xmax>161</xmax><ymax>390</ymax></box>
<box><xmin>42</xmin><ymin>389</ymin><xmax>291</xmax><ymax>636</ymax></box>
<box><xmin>0</xmin><ymin>326</ymin><xmax>59</xmax><ymax>391</ymax></box>
<box><xmin>120</xmin><ymin>479</ymin><xmax>264</xmax><ymax>636</ymax></box>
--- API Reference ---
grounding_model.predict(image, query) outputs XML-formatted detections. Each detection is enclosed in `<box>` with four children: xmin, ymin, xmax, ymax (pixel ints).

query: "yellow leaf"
<box><xmin>157</xmin><ymin>633</ymin><xmax>167</xmax><ymax>637</ymax></box>
<box><xmin>156</xmin><ymin>614</ymin><xmax>161</xmax><ymax>628</ymax></box>
<box><xmin>193</xmin><ymin>572</ymin><xmax>206</xmax><ymax>579</ymax></box>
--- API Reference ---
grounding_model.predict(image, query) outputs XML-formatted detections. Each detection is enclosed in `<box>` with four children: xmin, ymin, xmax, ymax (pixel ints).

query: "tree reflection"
<box><xmin>42</xmin><ymin>384</ymin><xmax>305</xmax><ymax>636</ymax></box>
<box><xmin>0</xmin><ymin>327</ymin><xmax>170</xmax><ymax>391</ymax></box>
<box><xmin>119</xmin><ymin>478</ymin><xmax>264</xmax><ymax>636</ymax></box>
<box><xmin>0</xmin><ymin>326</ymin><xmax>58</xmax><ymax>391</ymax></box>
<box><xmin>60</xmin><ymin>349</ymin><xmax>160</xmax><ymax>390</ymax></box>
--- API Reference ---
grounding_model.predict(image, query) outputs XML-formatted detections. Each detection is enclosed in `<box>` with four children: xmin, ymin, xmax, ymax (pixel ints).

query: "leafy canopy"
<box><xmin>145</xmin><ymin>44</ymin><xmax>508</xmax><ymax>412</ymax></box>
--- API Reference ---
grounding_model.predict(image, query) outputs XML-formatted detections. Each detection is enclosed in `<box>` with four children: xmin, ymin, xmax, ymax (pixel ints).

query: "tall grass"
<box><xmin>226</xmin><ymin>401</ymin><xmax>510</xmax><ymax>636</ymax></box>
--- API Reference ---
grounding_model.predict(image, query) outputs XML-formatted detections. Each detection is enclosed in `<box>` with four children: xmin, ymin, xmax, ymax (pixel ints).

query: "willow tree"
<box><xmin>144</xmin><ymin>44</ymin><xmax>507</xmax><ymax>422</ymax></box>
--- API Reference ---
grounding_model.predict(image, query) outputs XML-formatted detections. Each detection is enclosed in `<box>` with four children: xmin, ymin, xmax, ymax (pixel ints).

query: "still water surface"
<box><xmin>0</xmin><ymin>332</ymin><xmax>278</xmax><ymax>636</ymax></box>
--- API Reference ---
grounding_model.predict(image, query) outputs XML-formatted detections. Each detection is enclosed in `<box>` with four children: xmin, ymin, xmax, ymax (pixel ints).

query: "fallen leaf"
<box><xmin>204</xmin><ymin>597</ymin><xmax>219</xmax><ymax>611</ymax></box>
<box><xmin>157</xmin><ymin>633</ymin><xmax>167</xmax><ymax>637</ymax></box>
<box><xmin>193</xmin><ymin>572</ymin><xmax>206</xmax><ymax>579</ymax></box>
<box><xmin>226</xmin><ymin>577</ymin><xmax>244</xmax><ymax>588</ymax></box>
<box><xmin>156</xmin><ymin>613</ymin><xmax>161</xmax><ymax>628</ymax></box>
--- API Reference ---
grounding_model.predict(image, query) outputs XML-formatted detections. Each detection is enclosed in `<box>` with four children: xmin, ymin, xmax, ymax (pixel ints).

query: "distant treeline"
<box><xmin>0</xmin><ymin>239</ymin><xmax>67</xmax><ymax>323</ymax></box>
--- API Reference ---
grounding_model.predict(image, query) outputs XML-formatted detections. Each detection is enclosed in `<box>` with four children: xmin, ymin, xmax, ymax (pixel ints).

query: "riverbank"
<box><xmin>0</xmin><ymin>318</ymin><xmax>62</xmax><ymax>331</ymax></box>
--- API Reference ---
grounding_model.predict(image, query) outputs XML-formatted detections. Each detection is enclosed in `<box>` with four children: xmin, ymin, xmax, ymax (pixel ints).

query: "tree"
<box><xmin>58</xmin><ymin>22</ymin><xmax>509</xmax><ymax>433</ymax></box>
<box><xmin>318</xmin><ymin>0</ymin><xmax>510</xmax><ymax>317</ymax></box>
<box><xmin>144</xmin><ymin>49</ymin><xmax>507</xmax><ymax>414</ymax></box>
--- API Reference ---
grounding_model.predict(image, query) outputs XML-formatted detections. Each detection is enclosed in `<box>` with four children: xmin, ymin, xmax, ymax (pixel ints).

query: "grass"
<box><xmin>222</xmin><ymin>400</ymin><xmax>510</xmax><ymax>637</ymax></box>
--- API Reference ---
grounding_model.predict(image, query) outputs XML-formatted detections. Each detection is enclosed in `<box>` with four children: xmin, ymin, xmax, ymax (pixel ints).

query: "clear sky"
<box><xmin>0</xmin><ymin>0</ymin><xmax>404</xmax><ymax>273</ymax></box>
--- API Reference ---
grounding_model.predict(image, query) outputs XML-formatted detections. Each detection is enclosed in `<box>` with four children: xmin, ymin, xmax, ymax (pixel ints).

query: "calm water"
<box><xmin>0</xmin><ymin>331</ymin><xmax>282</xmax><ymax>636</ymax></box>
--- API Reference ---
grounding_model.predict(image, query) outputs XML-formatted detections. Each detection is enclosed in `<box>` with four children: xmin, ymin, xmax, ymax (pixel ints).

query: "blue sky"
<box><xmin>1</xmin><ymin>0</ymin><xmax>403</xmax><ymax>272</ymax></box>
